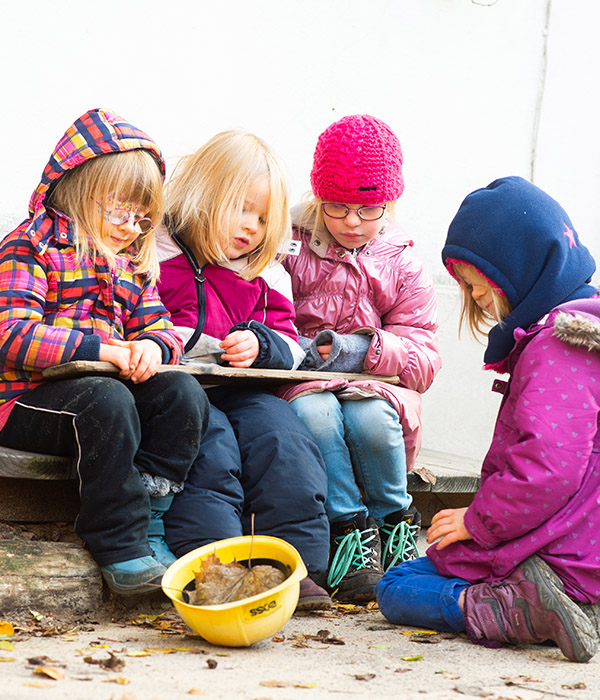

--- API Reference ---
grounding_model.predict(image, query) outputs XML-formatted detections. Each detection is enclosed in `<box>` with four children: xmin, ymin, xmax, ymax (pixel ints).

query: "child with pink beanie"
<box><xmin>280</xmin><ymin>115</ymin><xmax>442</xmax><ymax>602</ymax></box>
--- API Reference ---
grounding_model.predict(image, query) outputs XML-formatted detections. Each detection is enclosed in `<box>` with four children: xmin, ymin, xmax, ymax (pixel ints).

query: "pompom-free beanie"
<box><xmin>442</xmin><ymin>176</ymin><xmax>597</xmax><ymax>366</ymax></box>
<box><xmin>310</xmin><ymin>115</ymin><xmax>404</xmax><ymax>205</ymax></box>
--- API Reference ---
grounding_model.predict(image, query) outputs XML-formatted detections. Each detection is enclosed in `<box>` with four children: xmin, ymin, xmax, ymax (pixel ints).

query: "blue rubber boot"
<box><xmin>148</xmin><ymin>494</ymin><xmax>177</xmax><ymax>567</ymax></box>
<box><xmin>101</xmin><ymin>556</ymin><xmax>166</xmax><ymax>596</ymax></box>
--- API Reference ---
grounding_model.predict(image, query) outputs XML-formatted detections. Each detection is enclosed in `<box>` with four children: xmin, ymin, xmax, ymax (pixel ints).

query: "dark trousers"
<box><xmin>164</xmin><ymin>387</ymin><xmax>330</xmax><ymax>574</ymax></box>
<box><xmin>0</xmin><ymin>373</ymin><xmax>209</xmax><ymax>566</ymax></box>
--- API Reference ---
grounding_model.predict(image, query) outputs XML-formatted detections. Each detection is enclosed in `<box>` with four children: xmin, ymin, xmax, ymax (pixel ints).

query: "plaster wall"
<box><xmin>1</xmin><ymin>0</ymin><xmax>598</xmax><ymax>461</ymax></box>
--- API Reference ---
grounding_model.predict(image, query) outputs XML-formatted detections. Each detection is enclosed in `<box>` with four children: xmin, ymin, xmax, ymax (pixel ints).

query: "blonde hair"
<box><xmin>165</xmin><ymin>130</ymin><xmax>291</xmax><ymax>280</ymax></box>
<box><xmin>298</xmin><ymin>194</ymin><xmax>396</xmax><ymax>239</ymax></box>
<box><xmin>452</xmin><ymin>262</ymin><xmax>512</xmax><ymax>341</ymax></box>
<box><xmin>47</xmin><ymin>149</ymin><xmax>164</xmax><ymax>279</ymax></box>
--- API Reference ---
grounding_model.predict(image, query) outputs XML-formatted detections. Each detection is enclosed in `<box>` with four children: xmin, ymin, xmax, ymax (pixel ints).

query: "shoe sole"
<box><xmin>295</xmin><ymin>596</ymin><xmax>333</xmax><ymax>612</ymax></box>
<box><xmin>521</xmin><ymin>557</ymin><xmax>597</xmax><ymax>663</ymax></box>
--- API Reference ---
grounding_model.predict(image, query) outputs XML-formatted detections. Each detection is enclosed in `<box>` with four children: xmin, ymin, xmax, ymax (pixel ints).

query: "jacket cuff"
<box><xmin>71</xmin><ymin>334</ymin><xmax>101</xmax><ymax>361</ymax></box>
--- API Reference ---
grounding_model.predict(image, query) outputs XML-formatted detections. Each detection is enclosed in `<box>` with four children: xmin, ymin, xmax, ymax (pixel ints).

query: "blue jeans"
<box><xmin>376</xmin><ymin>556</ymin><xmax>469</xmax><ymax>632</ymax></box>
<box><xmin>290</xmin><ymin>392</ymin><xmax>411</xmax><ymax>525</ymax></box>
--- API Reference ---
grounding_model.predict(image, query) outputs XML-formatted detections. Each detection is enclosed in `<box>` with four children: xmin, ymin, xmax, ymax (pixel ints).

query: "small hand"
<box><xmin>219</xmin><ymin>330</ymin><xmax>259</xmax><ymax>368</ymax></box>
<box><xmin>426</xmin><ymin>507</ymin><xmax>472</xmax><ymax>551</ymax></box>
<box><xmin>316</xmin><ymin>342</ymin><xmax>332</xmax><ymax>361</ymax></box>
<box><xmin>106</xmin><ymin>337</ymin><xmax>162</xmax><ymax>382</ymax></box>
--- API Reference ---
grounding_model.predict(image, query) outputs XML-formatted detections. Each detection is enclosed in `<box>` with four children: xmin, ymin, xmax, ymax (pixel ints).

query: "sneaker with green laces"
<box><xmin>327</xmin><ymin>514</ymin><xmax>383</xmax><ymax>603</ymax></box>
<box><xmin>380</xmin><ymin>506</ymin><xmax>421</xmax><ymax>571</ymax></box>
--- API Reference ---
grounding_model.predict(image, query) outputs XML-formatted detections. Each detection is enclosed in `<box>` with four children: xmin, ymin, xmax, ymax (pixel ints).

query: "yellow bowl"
<box><xmin>161</xmin><ymin>535</ymin><xmax>307</xmax><ymax>647</ymax></box>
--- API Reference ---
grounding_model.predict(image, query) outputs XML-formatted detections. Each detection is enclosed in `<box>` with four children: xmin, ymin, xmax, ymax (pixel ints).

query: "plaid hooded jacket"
<box><xmin>0</xmin><ymin>108</ymin><xmax>183</xmax><ymax>418</ymax></box>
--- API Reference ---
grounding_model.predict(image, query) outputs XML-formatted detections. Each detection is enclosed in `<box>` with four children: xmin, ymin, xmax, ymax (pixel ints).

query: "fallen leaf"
<box><xmin>126</xmin><ymin>651</ymin><xmax>151</xmax><ymax>657</ymax></box>
<box><xmin>104</xmin><ymin>676</ymin><xmax>130</xmax><ymax>685</ymax></box>
<box><xmin>272</xmin><ymin>635</ymin><xmax>285</xmax><ymax>642</ymax></box>
<box><xmin>294</xmin><ymin>682</ymin><xmax>318</xmax><ymax>688</ymax></box>
<box><xmin>394</xmin><ymin>668</ymin><xmax>412</xmax><ymax>673</ymax></box>
<box><xmin>365</xmin><ymin>601</ymin><xmax>379</xmax><ymax>611</ymax></box>
<box><xmin>401</xmin><ymin>629</ymin><xmax>438</xmax><ymax>636</ymax></box>
<box><xmin>22</xmin><ymin>682</ymin><xmax>52</xmax><ymax>688</ymax></box>
<box><xmin>353</xmin><ymin>673</ymin><xmax>376</xmax><ymax>681</ymax></box>
<box><xmin>188</xmin><ymin>690</ymin><xmax>206</xmax><ymax>696</ymax></box>
<box><xmin>0</xmin><ymin>641</ymin><xmax>15</xmax><ymax>651</ymax></box>
<box><xmin>83</xmin><ymin>652</ymin><xmax>125</xmax><ymax>671</ymax></box>
<box><xmin>400</xmin><ymin>655</ymin><xmax>423</xmax><ymax>661</ymax></box>
<box><xmin>260</xmin><ymin>680</ymin><xmax>289</xmax><ymax>687</ymax></box>
<box><xmin>410</xmin><ymin>634</ymin><xmax>441</xmax><ymax>644</ymax></box>
<box><xmin>0</xmin><ymin>621</ymin><xmax>15</xmax><ymax>637</ymax></box>
<box><xmin>370</xmin><ymin>644</ymin><xmax>389</xmax><ymax>649</ymax></box>
<box><xmin>34</xmin><ymin>666</ymin><xmax>65</xmax><ymax>680</ymax></box>
<box><xmin>562</xmin><ymin>683</ymin><xmax>586</xmax><ymax>690</ymax></box>
<box><xmin>0</xmin><ymin>657</ymin><xmax>15</xmax><ymax>662</ymax></box>
<box><xmin>206</xmin><ymin>658</ymin><xmax>218</xmax><ymax>669</ymax></box>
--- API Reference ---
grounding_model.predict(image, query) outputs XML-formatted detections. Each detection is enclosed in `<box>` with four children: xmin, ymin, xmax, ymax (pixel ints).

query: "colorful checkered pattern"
<box><xmin>0</xmin><ymin>108</ymin><xmax>179</xmax><ymax>405</ymax></box>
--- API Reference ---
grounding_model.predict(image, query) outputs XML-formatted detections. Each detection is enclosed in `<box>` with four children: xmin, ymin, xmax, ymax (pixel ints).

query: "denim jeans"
<box><xmin>290</xmin><ymin>392</ymin><xmax>412</xmax><ymax>525</ymax></box>
<box><xmin>376</xmin><ymin>556</ymin><xmax>469</xmax><ymax>632</ymax></box>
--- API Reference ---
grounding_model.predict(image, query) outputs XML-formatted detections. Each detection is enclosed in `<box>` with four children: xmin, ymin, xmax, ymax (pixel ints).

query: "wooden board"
<box><xmin>42</xmin><ymin>360</ymin><xmax>401</xmax><ymax>385</ymax></box>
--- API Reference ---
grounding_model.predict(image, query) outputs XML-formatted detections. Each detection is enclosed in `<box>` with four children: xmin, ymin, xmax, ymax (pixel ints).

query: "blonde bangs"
<box><xmin>165</xmin><ymin>130</ymin><xmax>291</xmax><ymax>280</ymax></box>
<box><xmin>47</xmin><ymin>150</ymin><xmax>164</xmax><ymax>279</ymax></box>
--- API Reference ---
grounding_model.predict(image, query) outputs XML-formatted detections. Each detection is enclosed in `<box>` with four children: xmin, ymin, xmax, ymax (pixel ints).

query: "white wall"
<box><xmin>1</xmin><ymin>0</ymin><xmax>599</xmax><ymax>461</ymax></box>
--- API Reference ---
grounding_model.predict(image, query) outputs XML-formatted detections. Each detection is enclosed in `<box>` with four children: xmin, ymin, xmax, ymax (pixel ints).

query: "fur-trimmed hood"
<box><xmin>551</xmin><ymin>297</ymin><xmax>600</xmax><ymax>353</ymax></box>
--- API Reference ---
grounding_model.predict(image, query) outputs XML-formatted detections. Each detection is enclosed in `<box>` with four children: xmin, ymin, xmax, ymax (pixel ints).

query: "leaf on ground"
<box><xmin>353</xmin><ymin>673</ymin><xmax>376</xmax><ymax>681</ymax></box>
<box><xmin>0</xmin><ymin>657</ymin><xmax>15</xmax><ymax>662</ymax></box>
<box><xmin>33</xmin><ymin>666</ymin><xmax>65</xmax><ymax>680</ymax></box>
<box><xmin>83</xmin><ymin>652</ymin><xmax>125</xmax><ymax>671</ymax></box>
<box><xmin>103</xmin><ymin>676</ymin><xmax>130</xmax><ymax>685</ymax></box>
<box><xmin>410</xmin><ymin>634</ymin><xmax>441</xmax><ymax>644</ymax></box>
<box><xmin>125</xmin><ymin>651</ymin><xmax>151</xmax><ymax>657</ymax></box>
<box><xmin>370</xmin><ymin>644</ymin><xmax>389</xmax><ymax>649</ymax></box>
<box><xmin>0</xmin><ymin>641</ymin><xmax>16</xmax><ymax>651</ymax></box>
<box><xmin>187</xmin><ymin>690</ymin><xmax>206</xmax><ymax>696</ymax></box>
<box><xmin>332</xmin><ymin>603</ymin><xmax>362</xmax><ymax>614</ymax></box>
<box><xmin>206</xmin><ymin>658</ymin><xmax>218</xmax><ymax>669</ymax></box>
<box><xmin>260</xmin><ymin>680</ymin><xmax>289</xmax><ymax>687</ymax></box>
<box><xmin>401</xmin><ymin>629</ymin><xmax>438</xmax><ymax>636</ymax></box>
<box><xmin>365</xmin><ymin>601</ymin><xmax>379</xmax><ymax>611</ymax></box>
<box><xmin>294</xmin><ymin>682</ymin><xmax>318</xmax><ymax>688</ymax></box>
<box><xmin>0</xmin><ymin>621</ymin><xmax>15</xmax><ymax>637</ymax></box>
<box><xmin>400</xmin><ymin>655</ymin><xmax>423</xmax><ymax>661</ymax></box>
<box><xmin>271</xmin><ymin>635</ymin><xmax>285</xmax><ymax>642</ymax></box>
<box><xmin>188</xmin><ymin>552</ymin><xmax>287</xmax><ymax>606</ymax></box>
<box><xmin>562</xmin><ymin>683</ymin><xmax>586</xmax><ymax>690</ymax></box>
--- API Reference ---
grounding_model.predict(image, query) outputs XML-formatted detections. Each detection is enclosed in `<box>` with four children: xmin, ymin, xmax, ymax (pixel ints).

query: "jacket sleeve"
<box><xmin>0</xmin><ymin>233</ymin><xmax>83</xmax><ymax>370</ymax></box>
<box><xmin>463</xmin><ymin>331</ymin><xmax>596</xmax><ymax>549</ymax></box>
<box><xmin>123</xmin><ymin>279</ymin><xmax>184</xmax><ymax>365</ymax></box>
<box><xmin>363</xmin><ymin>254</ymin><xmax>441</xmax><ymax>393</ymax></box>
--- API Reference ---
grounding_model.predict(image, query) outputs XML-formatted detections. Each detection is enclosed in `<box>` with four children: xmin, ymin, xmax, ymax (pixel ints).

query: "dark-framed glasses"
<box><xmin>321</xmin><ymin>202</ymin><xmax>387</xmax><ymax>221</ymax></box>
<box><xmin>95</xmin><ymin>200</ymin><xmax>155</xmax><ymax>234</ymax></box>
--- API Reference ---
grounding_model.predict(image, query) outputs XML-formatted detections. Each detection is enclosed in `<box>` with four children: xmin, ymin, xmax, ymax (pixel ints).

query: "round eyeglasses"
<box><xmin>96</xmin><ymin>201</ymin><xmax>155</xmax><ymax>234</ymax></box>
<box><xmin>321</xmin><ymin>202</ymin><xmax>387</xmax><ymax>221</ymax></box>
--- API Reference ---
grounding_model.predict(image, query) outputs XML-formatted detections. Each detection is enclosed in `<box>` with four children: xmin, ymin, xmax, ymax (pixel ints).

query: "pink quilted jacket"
<box><xmin>279</xmin><ymin>206</ymin><xmax>442</xmax><ymax>469</ymax></box>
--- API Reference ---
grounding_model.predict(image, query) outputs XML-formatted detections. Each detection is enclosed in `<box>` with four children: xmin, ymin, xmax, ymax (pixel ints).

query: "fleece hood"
<box><xmin>442</xmin><ymin>176</ymin><xmax>597</xmax><ymax>366</ymax></box>
<box><xmin>27</xmin><ymin>108</ymin><xmax>165</xmax><ymax>229</ymax></box>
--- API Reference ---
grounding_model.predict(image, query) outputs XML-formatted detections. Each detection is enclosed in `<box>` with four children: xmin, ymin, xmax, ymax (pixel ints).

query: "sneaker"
<box><xmin>327</xmin><ymin>514</ymin><xmax>383</xmax><ymax>603</ymax></box>
<box><xmin>296</xmin><ymin>576</ymin><xmax>333</xmax><ymax>611</ymax></box>
<box><xmin>148</xmin><ymin>535</ymin><xmax>177</xmax><ymax>568</ymax></box>
<box><xmin>101</xmin><ymin>555</ymin><xmax>166</xmax><ymax>596</ymax></box>
<box><xmin>577</xmin><ymin>602</ymin><xmax>600</xmax><ymax>637</ymax></box>
<box><xmin>380</xmin><ymin>506</ymin><xmax>421</xmax><ymax>571</ymax></box>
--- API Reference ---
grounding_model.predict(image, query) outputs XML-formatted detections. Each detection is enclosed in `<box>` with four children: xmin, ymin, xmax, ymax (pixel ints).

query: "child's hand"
<box><xmin>219</xmin><ymin>330</ymin><xmax>259</xmax><ymax>368</ymax></box>
<box><xmin>106</xmin><ymin>337</ymin><xmax>162</xmax><ymax>383</ymax></box>
<box><xmin>317</xmin><ymin>342</ymin><xmax>332</xmax><ymax>361</ymax></box>
<box><xmin>99</xmin><ymin>342</ymin><xmax>132</xmax><ymax>376</ymax></box>
<box><xmin>426</xmin><ymin>507</ymin><xmax>472</xmax><ymax>551</ymax></box>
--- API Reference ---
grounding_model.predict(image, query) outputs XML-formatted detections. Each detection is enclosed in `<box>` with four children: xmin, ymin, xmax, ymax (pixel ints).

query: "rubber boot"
<box><xmin>463</xmin><ymin>556</ymin><xmax>597</xmax><ymax>663</ymax></box>
<box><xmin>148</xmin><ymin>494</ymin><xmax>177</xmax><ymax>567</ymax></box>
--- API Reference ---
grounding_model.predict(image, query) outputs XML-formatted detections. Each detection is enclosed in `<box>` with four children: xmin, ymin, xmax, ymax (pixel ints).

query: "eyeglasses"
<box><xmin>321</xmin><ymin>202</ymin><xmax>387</xmax><ymax>221</ymax></box>
<box><xmin>95</xmin><ymin>200</ymin><xmax>155</xmax><ymax>234</ymax></box>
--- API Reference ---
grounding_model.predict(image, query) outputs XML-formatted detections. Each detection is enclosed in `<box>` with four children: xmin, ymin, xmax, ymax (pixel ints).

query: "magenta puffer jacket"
<box><xmin>279</xmin><ymin>206</ymin><xmax>442</xmax><ymax>470</ymax></box>
<box><xmin>428</xmin><ymin>298</ymin><xmax>600</xmax><ymax>603</ymax></box>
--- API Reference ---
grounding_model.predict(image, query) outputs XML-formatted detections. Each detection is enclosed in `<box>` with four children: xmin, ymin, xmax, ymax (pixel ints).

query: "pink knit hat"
<box><xmin>310</xmin><ymin>114</ymin><xmax>404</xmax><ymax>205</ymax></box>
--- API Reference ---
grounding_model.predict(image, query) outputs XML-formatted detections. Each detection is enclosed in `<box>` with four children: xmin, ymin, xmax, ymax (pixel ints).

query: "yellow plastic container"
<box><xmin>161</xmin><ymin>535</ymin><xmax>307</xmax><ymax>647</ymax></box>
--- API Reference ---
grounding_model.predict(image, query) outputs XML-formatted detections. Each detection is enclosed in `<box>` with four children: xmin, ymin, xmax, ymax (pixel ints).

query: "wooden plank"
<box><xmin>42</xmin><ymin>360</ymin><xmax>400</xmax><ymax>386</ymax></box>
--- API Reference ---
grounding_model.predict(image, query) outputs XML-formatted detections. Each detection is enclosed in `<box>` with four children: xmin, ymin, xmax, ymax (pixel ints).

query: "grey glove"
<box><xmin>298</xmin><ymin>330</ymin><xmax>372</xmax><ymax>373</ymax></box>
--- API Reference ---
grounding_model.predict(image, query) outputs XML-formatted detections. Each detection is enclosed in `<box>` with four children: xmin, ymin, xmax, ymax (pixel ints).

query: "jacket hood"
<box><xmin>551</xmin><ymin>298</ymin><xmax>600</xmax><ymax>353</ymax></box>
<box><xmin>442</xmin><ymin>176</ymin><xmax>597</xmax><ymax>365</ymax></box>
<box><xmin>28</xmin><ymin>108</ymin><xmax>165</xmax><ymax>225</ymax></box>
